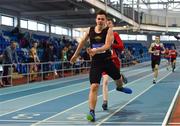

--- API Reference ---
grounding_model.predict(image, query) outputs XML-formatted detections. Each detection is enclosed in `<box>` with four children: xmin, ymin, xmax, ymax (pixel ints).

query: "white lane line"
<box><xmin>0</xmin><ymin>84</ymin><xmax>90</xmax><ymax>117</ymax></box>
<box><xmin>0</xmin><ymin>80</ymin><xmax>89</xmax><ymax>104</ymax></box>
<box><xmin>162</xmin><ymin>85</ymin><xmax>180</xmax><ymax>126</ymax></box>
<box><xmin>0</xmin><ymin>66</ymin><xmax>152</xmax><ymax>116</ymax></box>
<box><xmin>31</xmin><ymin>68</ymin><xmax>169</xmax><ymax>126</ymax></box>
<box><xmin>0</xmin><ymin>76</ymin><xmax>88</xmax><ymax>96</ymax></box>
<box><xmin>1</xmin><ymin>66</ymin><xmax>152</xmax><ymax>104</ymax></box>
<box><xmin>96</xmin><ymin>71</ymin><xmax>172</xmax><ymax>126</ymax></box>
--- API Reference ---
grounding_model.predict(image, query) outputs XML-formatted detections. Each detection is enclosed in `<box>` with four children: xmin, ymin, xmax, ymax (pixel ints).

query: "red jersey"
<box><xmin>164</xmin><ymin>49</ymin><xmax>170</xmax><ymax>58</ymax></box>
<box><xmin>111</xmin><ymin>32</ymin><xmax>124</xmax><ymax>69</ymax></box>
<box><xmin>111</xmin><ymin>32</ymin><xmax>124</xmax><ymax>59</ymax></box>
<box><xmin>102</xmin><ymin>32</ymin><xmax>124</xmax><ymax>75</ymax></box>
<box><xmin>169</xmin><ymin>50</ymin><xmax>177</xmax><ymax>59</ymax></box>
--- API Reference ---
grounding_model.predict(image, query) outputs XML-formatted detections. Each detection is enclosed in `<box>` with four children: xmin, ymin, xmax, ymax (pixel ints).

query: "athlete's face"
<box><xmin>155</xmin><ymin>37</ymin><xmax>160</xmax><ymax>44</ymax></box>
<box><xmin>107</xmin><ymin>20</ymin><xmax>114</xmax><ymax>28</ymax></box>
<box><xmin>96</xmin><ymin>14</ymin><xmax>107</xmax><ymax>27</ymax></box>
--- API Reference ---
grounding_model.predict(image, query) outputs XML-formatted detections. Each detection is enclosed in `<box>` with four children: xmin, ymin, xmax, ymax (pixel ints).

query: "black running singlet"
<box><xmin>89</xmin><ymin>26</ymin><xmax>111</xmax><ymax>61</ymax></box>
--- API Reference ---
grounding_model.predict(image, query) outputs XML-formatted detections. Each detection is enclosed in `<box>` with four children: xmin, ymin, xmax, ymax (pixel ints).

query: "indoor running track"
<box><xmin>0</xmin><ymin>60</ymin><xmax>180</xmax><ymax>126</ymax></box>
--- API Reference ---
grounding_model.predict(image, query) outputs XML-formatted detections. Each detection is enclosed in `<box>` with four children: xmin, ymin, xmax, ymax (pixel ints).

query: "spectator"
<box><xmin>42</xmin><ymin>43</ymin><xmax>57</xmax><ymax>79</ymax></box>
<box><xmin>29</xmin><ymin>41</ymin><xmax>40</xmax><ymax>82</ymax></box>
<box><xmin>2</xmin><ymin>41</ymin><xmax>18</xmax><ymax>86</ymax></box>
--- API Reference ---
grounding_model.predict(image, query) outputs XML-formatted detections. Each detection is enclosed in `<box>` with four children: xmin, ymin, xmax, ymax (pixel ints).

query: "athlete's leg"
<box><xmin>113</xmin><ymin>58</ymin><xmax>128</xmax><ymax>84</ymax></box>
<box><xmin>87</xmin><ymin>83</ymin><xmax>99</xmax><ymax>122</ymax></box>
<box><xmin>105</xmin><ymin>60</ymin><xmax>132</xmax><ymax>94</ymax></box>
<box><xmin>153</xmin><ymin>64</ymin><xmax>159</xmax><ymax>84</ymax></box>
<box><xmin>102</xmin><ymin>74</ymin><xmax>109</xmax><ymax>110</ymax></box>
<box><xmin>166</xmin><ymin>58</ymin><xmax>170</xmax><ymax>70</ymax></box>
<box><xmin>89</xmin><ymin>83</ymin><xmax>99</xmax><ymax>111</ymax></box>
<box><xmin>172</xmin><ymin>59</ymin><xmax>176</xmax><ymax>72</ymax></box>
<box><xmin>87</xmin><ymin>61</ymin><xmax>102</xmax><ymax>122</ymax></box>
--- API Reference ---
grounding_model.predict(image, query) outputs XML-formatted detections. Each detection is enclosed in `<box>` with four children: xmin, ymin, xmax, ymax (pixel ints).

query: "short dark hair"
<box><xmin>107</xmin><ymin>18</ymin><xmax>114</xmax><ymax>22</ymax></box>
<box><xmin>96</xmin><ymin>10</ymin><xmax>107</xmax><ymax>17</ymax></box>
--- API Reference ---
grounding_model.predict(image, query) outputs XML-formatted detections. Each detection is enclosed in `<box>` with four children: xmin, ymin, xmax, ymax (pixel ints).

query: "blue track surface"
<box><xmin>0</xmin><ymin>61</ymin><xmax>179</xmax><ymax>126</ymax></box>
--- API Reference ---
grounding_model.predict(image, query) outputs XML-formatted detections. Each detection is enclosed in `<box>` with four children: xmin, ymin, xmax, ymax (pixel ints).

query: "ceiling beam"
<box><xmin>0</xmin><ymin>7</ymin><xmax>20</xmax><ymax>16</ymax></box>
<box><xmin>0</xmin><ymin>0</ymin><xmax>29</xmax><ymax>4</ymax></box>
<box><xmin>52</xmin><ymin>18</ymin><xmax>95</xmax><ymax>23</ymax></box>
<box><xmin>21</xmin><ymin>9</ymin><xmax>93</xmax><ymax>16</ymax></box>
<box><xmin>84</xmin><ymin>0</ymin><xmax>139</xmax><ymax>27</ymax></box>
<box><xmin>31</xmin><ymin>0</ymin><xmax>67</xmax><ymax>3</ymax></box>
<box><xmin>143</xmin><ymin>1</ymin><xmax>180</xmax><ymax>4</ymax></box>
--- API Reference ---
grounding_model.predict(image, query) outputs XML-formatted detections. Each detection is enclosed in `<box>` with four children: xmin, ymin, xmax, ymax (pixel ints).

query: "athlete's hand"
<box><xmin>70</xmin><ymin>55</ymin><xmax>78</xmax><ymax>64</ymax></box>
<box><xmin>87</xmin><ymin>48</ymin><xmax>97</xmax><ymax>57</ymax></box>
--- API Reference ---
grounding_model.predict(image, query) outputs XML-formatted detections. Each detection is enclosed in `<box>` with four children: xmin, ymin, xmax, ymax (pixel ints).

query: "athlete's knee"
<box><xmin>154</xmin><ymin>65</ymin><xmax>159</xmax><ymax>70</ymax></box>
<box><xmin>90</xmin><ymin>84</ymin><xmax>99</xmax><ymax>92</ymax></box>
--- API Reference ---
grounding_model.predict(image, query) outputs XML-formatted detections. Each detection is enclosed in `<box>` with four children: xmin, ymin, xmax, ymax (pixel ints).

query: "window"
<box><xmin>51</xmin><ymin>26</ymin><xmax>56</xmax><ymax>33</ymax></box>
<box><xmin>128</xmin><ymin>35</ymin><xmax>137</xmax><ymax>40</ymax></box>
<box><xmin>1</xmin><ymin>16</ymin><xmax>13</xmax><ymax>26</ymax></box>
<box><xmin>137</xmin><ymin>35</ymin><xmax>147</xmax><ymax>41</ymax></box>
<box><xmin>20</xmin><ymin>20</ymin><xmax>28</xmax><ymax>29</ymax></box>
<box><xmin>38</xmin><ymin>23</ymin><xmax>46</xmax><ymax>32</ymax></box>
<box><xmin>73</xmin><ymin>30</ymin><xmax>80</xmax><ymax>37</ymax></box>
<box><xmin>169</xmin><ymin>36</ymin><xmax>177</xmax><ymax>41</ymax></box>
<box><xmin>120</xmin><ymin>34</ymin><xmax>128</xmax><ymax>40</ymax></box>
<box><xmin>62</xmin><ymin>28</ymin><xmax>68</xmax><ymax>35</ymax></box>
<box><xmin>160</xmin><ymin>35</ymin><xmax>169</xmax><ymax>41</ymax></box>
<box><xmin>56</xmin><ymin>26</ymin><xmax>62</xmax><ymax>35</ymax></box>
<box><xmin>28</xmin><ymin>20</ymin><xmax>37</xmax><ymax>31</ymax></box>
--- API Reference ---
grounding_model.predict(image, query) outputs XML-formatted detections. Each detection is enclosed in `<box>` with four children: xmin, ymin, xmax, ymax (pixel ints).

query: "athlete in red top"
<box><xmin>164</xmin><ymin>48</ymin><xmax>171</xmax><ymax>70</ymax></box>
<box><xmin>102</xmin><ymin>18</ymin><xmax>127</xmax><ymax>110</ymax></box>
<box><xmin>169</xmin><ymin>46</ymin><xmax>177</xmax><ymax>72</ymax></box>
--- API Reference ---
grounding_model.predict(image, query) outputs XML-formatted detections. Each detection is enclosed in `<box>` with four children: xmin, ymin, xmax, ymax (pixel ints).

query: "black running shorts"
<box><xmin>89</xmin><ymin>59</ymin><xmax>121</xmax><ymax>84</ymax></box>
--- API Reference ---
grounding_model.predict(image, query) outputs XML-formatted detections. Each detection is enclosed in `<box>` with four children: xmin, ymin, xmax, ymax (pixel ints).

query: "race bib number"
<box><xmin>154</xmin><ymin>50</ymin><xmax>160</xmax><ymax>56</ymax></box>
<box><xmin>92</xmin><ymin>43</ymin><xmax>105</xmax><ymax>54</ymax></box>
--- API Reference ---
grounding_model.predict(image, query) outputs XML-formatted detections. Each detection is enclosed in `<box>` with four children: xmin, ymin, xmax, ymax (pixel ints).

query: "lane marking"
<box><xmin>162</xmin><ymin>85</ymin><xmax>180</xmax><ymax>126</ymax></box>
<box><xmin>0</xmin><ymin>75</ymin><xmax>88</xmax><ymax>96</ymax></box>
<box><xmin>31</xmin><ymin>67</ymin><xmax>170</xmax><ymax>126</ymax></box>
<box><xmin>96</xmin><ymin>70</ymin><xmax>172</xmax><ymax>126</ymax></box>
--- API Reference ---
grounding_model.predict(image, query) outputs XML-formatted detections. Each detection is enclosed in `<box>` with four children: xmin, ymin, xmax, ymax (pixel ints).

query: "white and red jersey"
<box><xmin>151</xmin><ymin>43</ymin><xmax>164</xmax><ymax>60</ymax></box>
<box><xmin>169</xmin><ymin>49</ymin><xmax>177</xmax><ymax>59</ymax></box>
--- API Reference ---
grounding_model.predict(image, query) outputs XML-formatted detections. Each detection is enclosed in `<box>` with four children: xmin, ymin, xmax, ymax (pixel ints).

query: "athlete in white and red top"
<box><xmin>101</xmin><ymin>18</ymin><xmax>126</xmax><ymax>110</ymax></box>
<box><xmin>149</xmin><ymin>36</ymin><xmax>165</xmax><ymax>84</ymax></box>
<box><xmin>169</xmin><ymin>46</ymin><xmax>178</xmax><ymax>72</ymax></box>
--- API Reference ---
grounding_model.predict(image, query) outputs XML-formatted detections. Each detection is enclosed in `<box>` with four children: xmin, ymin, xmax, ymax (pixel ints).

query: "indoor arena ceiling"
<box><xmin>0</xmin><ymin>0</ymin><xmax>127</xmax><ymax>28</ymax></box>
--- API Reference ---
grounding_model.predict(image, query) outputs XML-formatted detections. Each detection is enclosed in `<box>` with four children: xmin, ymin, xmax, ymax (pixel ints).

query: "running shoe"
<box><xmin>102</xmin><ymin>103</ymin><xmax>108</xmax><ymax>110</ymax></box>
<box><xmin>87</xmin><ymin>111</ymin><xmax>95</xmax><ymax>122</ymax></box>
<box><xmin>153</xmin><ymin>79</ymin><xmax>156</xmax><ymax>84</ymax></box>
<box><xmin>116</xmin><ymin>87</ymin><xmax>132</xmax><ymax>94</ymax></box>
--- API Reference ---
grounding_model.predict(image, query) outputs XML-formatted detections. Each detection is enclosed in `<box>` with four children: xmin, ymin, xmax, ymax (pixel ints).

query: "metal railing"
<box><xmin>0</xmin><ymin>53</ymin><xmax>151</xmax><ymax>87</ymax></box>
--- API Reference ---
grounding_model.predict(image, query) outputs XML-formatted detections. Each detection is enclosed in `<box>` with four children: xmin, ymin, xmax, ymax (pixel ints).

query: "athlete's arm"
<box><xmin>148</xmin><ymin>43</ymin><xmax>154</xmax><ymax>54</ymax></box>
<box><xmin>70</xmin><ymin>28</ymin><xmax>89</xmax><ymax>64</ymax></box>
<box><xmin>112</xmin><ymin>32</ymin><xmax>124</xmax><ymax>51</ymax></box>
